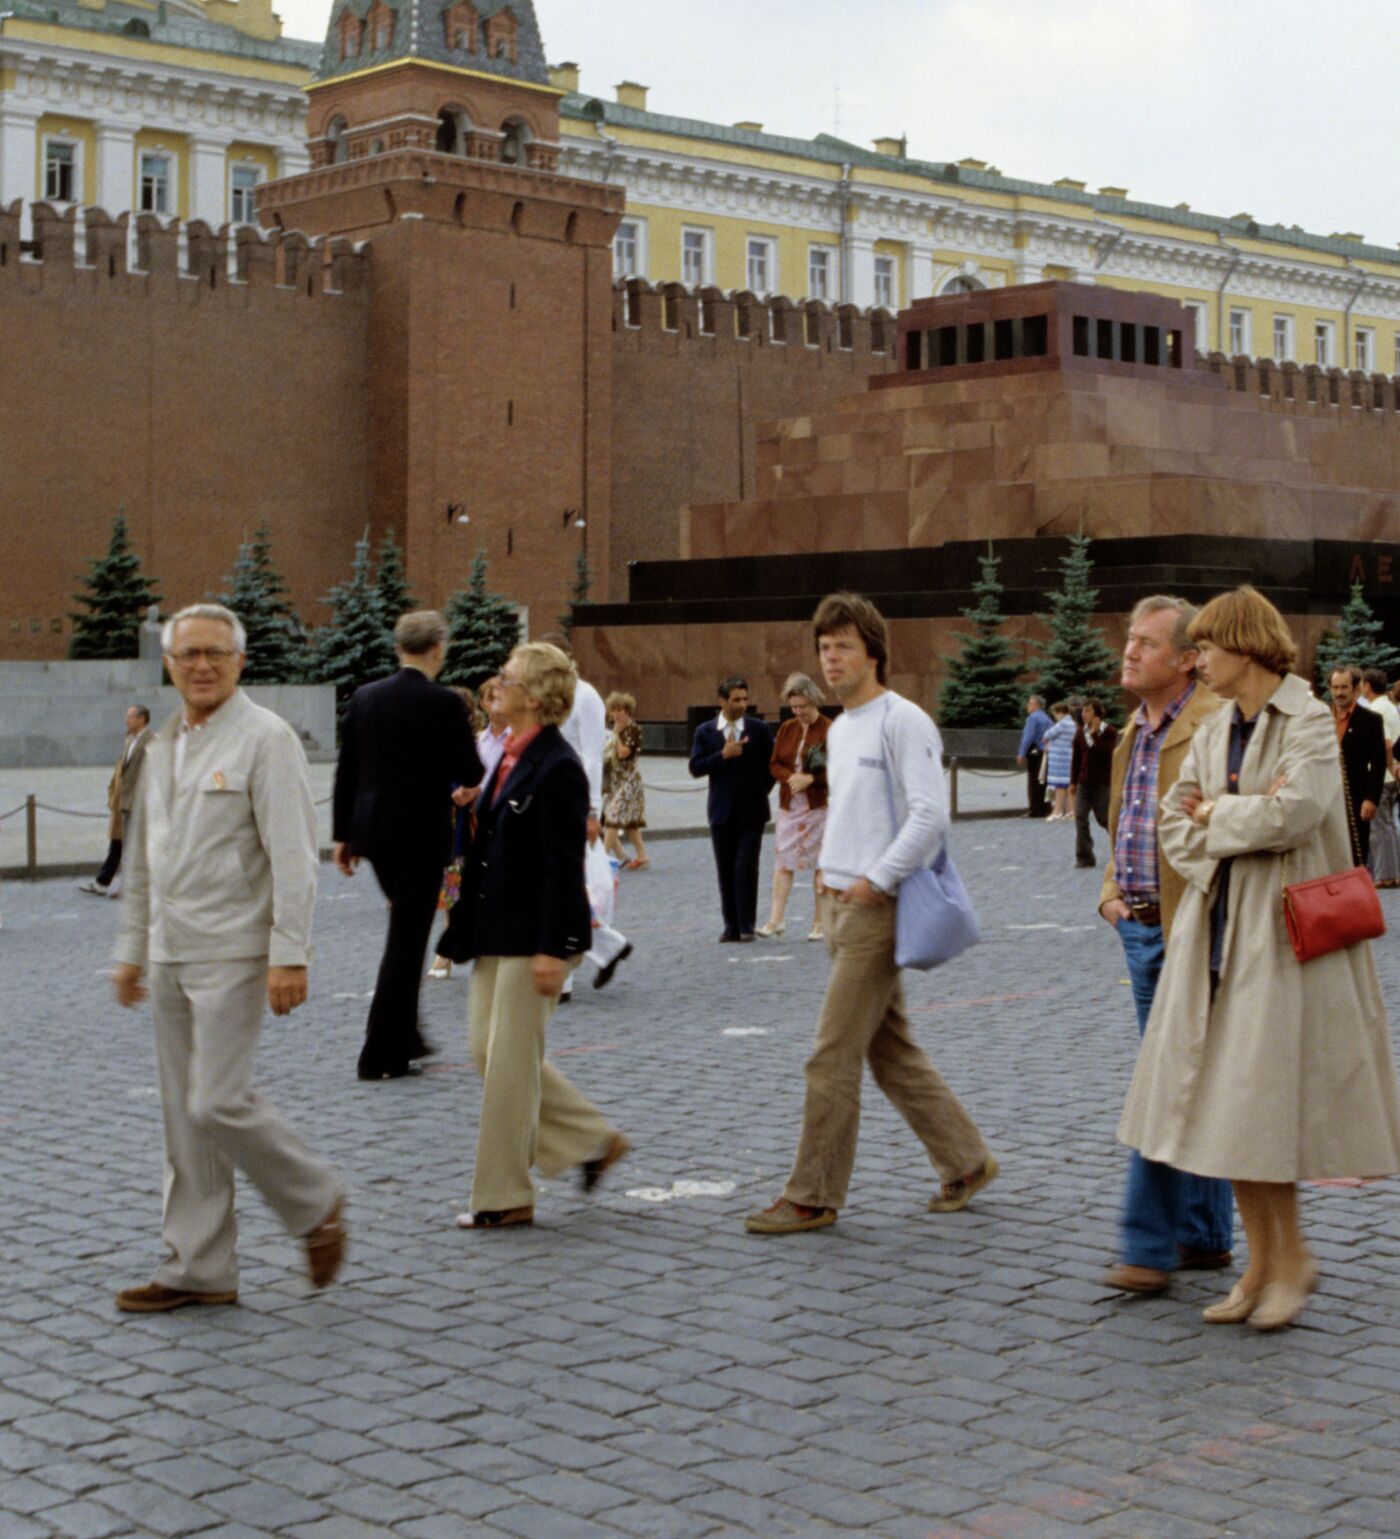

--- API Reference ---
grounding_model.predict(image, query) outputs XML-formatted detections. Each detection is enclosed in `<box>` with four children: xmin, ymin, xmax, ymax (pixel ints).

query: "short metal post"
<box><xmin>25</xmin><ymin>794</ymin><xmax>37</xmax><ymax>879</ymax></box>
<box><xmin>949</xmin><ymin>757</ymin><xmax>960</xmax><ymax>821</ymax></box>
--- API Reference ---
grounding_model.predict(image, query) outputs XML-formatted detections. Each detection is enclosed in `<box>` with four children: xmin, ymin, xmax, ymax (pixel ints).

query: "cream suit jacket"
<box><xmin>114</xmin><ymin>689</ymin><xmax>318</xmax><ymax>970</ymax></box>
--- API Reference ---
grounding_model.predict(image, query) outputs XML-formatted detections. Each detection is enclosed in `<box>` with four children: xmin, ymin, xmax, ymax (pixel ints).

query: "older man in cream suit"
<box><xmin>111</xmin><ymin>603</ymin><xmax>345</xmax><ymax>1312</ymax></box>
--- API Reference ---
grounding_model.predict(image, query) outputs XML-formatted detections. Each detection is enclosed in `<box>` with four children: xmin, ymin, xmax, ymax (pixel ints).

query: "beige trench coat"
<box><xmin>1119</xmin><ymin>673</ymin><xmax>1400</xmax><ymax>1182</ymax></box>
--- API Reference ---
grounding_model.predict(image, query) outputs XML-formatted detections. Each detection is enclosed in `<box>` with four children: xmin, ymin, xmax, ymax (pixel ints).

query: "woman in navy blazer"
<box><xmin>451</xmin><ymin>642</ymin><xmax>630</xmax><ymax>1230</ymax></box>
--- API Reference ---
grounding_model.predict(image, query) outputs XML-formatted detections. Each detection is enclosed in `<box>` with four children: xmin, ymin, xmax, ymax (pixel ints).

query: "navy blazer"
<box><xmin>689</xmin><ymin>715</ymin><xmax>775</xmax><ymax>827</ymax></box>
<box><xmin>452</xmin><ymin>725</ymin><xmax>592</xmax><ymax>961</ymax></box>
<box><xmin>333</xmin><ymin>668</ymin><xmax>482</xmax><ymax>866</ymax></box>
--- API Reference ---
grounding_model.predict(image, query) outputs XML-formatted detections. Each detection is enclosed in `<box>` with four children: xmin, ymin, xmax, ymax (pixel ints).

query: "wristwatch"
<box><xmin>1195</xmin><ymin>798</ymin><xmax>1216</xmax><ymax>824</ymax></box>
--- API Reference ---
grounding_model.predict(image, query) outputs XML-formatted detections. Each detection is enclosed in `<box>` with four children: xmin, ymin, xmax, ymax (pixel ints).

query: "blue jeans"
<box><xmin>1117</xmin><ymin>919</ymin><xmax>1234</xmax><ymax>1270</ymax></box>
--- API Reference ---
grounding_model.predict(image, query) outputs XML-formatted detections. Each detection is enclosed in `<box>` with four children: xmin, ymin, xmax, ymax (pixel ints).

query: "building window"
<box><xmin>44</xmin><ymin>140</ymin><xmax>77</xmax><ymax>203</ymax></box>
<box><xmin>230</xmin><ymin>164</ymin><xmax>262</xmax><ymax>223</ymax></box>
<box><xmin>1182</xmin><ymin>301</ymin><xmax>1207</xmax><ymax>352</ymax></box>
<box><xmin>1228</xmin><ymin>307</ymin><xmax>1249</xmax><ymax>357</ymax></box>
<box><xmin>873</xmin><ymin>254</ymin><xmax>896</xmax><ymax>309</ymax></box>
<box><xmin>139</xmin><ymin>153</ymin><xmax>171</xmax><ymax>214</ymax></box>
<box><xmin>1273</xmin><ymin>315</ymin><xmax>1294</xmax><ymax>362</ymax></box>
<box><xmin>614</xmin><ymin>219</ymin><xmax>643</xmax><ymax>280</ymax></box>
<box><xmin>808</xmin><ymin>245</ymin><xmax>834</xmax><ymax>301</ymax></box>
<box><xmin>1355</xmin><ymin>327</ymin><xmax>1374</xmax><ymax>374</ymax></box>
<box><xmin>1315</xmin><ymin>321</ymin><xmax>1334</xmax><ymax>368</ymax></box>
<box><xmin>746</xmin><ymin>236</ymin><xmax>774</xmax><ymax>295</ymax></box>
<box><xmin>681</xmin><ymin>227</ymin><xmax>710</xmax><ymax>288</ymax></box>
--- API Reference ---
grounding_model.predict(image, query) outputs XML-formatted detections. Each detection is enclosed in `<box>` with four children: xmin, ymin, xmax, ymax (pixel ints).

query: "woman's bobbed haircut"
<box><xmin>1188</xmin><ymin>585</ymin><xmax>1297</xmax><ymax>675</ymax></box>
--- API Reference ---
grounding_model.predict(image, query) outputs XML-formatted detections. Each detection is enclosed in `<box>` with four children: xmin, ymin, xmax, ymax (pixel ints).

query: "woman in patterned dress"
<box><xmin>758</xmin><ymin>673</ymin><xmax>831</xmax><ymax>942</ymax></box>
<box><xmin>603</xmin><ymin>692</ymin><xmax>649</xmax><ymax>869</ymax></box>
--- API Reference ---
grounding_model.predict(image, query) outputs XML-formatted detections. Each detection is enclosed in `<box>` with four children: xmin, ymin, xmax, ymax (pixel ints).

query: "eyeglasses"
<box><xmin>168</xmin><ymin>647</ymin><xmax>238</xmax><ymax>666</ymax></box>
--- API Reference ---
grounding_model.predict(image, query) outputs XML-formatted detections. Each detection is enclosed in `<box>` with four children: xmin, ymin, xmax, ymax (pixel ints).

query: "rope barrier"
<box><xmin>0</xmin><ymin>803</ymin><xmax>26</xmax><ymax>821</ymax></box>
<box><xmin>33</xmin><ymin>802</ymin><xmax>108</xmax><ymax>818</ymax></box>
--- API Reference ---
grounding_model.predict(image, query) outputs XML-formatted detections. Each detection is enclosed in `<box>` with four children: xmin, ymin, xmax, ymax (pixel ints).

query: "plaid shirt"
<box><xmin>1112</xmin><ymin>682</ymin><xmax>1197</xmax><ymax>901</ymax></box>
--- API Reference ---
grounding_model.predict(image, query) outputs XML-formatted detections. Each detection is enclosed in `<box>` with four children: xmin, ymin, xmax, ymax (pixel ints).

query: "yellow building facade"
<box><xmin>0</xmin><ymin>0</ymin><xmax>313</xmax><ymax>232</ymax></box>
<box><xmin>554</xmin><ymin>70</ymin><xmax>1400</xmax><ymax>374</ymax></box>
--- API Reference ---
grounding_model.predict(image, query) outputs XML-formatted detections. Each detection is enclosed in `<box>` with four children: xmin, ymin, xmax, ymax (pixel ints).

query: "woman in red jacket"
<box><xmin>758</xmin><ymin>672</ymin><xmax>831</xmax><ymax>942</ymax></box>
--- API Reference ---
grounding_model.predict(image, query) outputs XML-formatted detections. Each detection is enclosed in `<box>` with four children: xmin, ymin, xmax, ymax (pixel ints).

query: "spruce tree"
<box><xmin>1030</xmin><ymin>533</ymin><xmax>1121</xmax><ymax>711</ymax></box>
<box><xmin>1314</xmin><ymin>581</ymin><xmax>1400</xmax><ymax>685</ymax></box>
<box><xmin>218</xmin><ymin>523</ymin><xmax>308</xmax><ymax>683</ymax></box>
<box><xmin>937</xmin><ymin>544</ymin><xmax>1024</xmax><ymax>729</ymax></box>
<box><xmin>68</xmin><ymin>513</ymin><xmax>162</xmax><ymax>659</ymax></box>
<box><xmin>442</xmin><ymin>550</ymin><xmax>521</xmax><ymax>688</ymax></box>
<box><xmin>556</xmin><ymin>545</ymin><xmax>593</xmax><ymax>638</ymax></box>
<box><xmin>374</xmin><ymin>526</ymin><xmax>417</xmax><ymax>629</ymax></box>
<box><xmin>309</xmin><ymin>532</ymin><xmax>396</xmax><ymax>702</ymax></box>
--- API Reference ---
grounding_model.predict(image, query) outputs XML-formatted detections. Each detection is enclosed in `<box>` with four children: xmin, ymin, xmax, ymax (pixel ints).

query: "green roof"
<box><xmin>314</xmin><ymin>0</ymin><xmax>549</xmax><ymax>85</ymax></box>
<box><xmin>561</xmin><ymin>95</ymin><xmax>1400</xmax><ymax>269</ymax></box>
<box><xmin>0</xmin><ymin>0</ymin><xmax>320</xmax><ymax>67</ymax></box>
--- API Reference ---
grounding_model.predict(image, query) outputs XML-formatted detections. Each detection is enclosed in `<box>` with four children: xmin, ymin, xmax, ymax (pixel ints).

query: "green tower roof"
<box><xmin>315</xmin><ymin>0</ymin><xmax>551</xmax><ymax>86</ymax></box>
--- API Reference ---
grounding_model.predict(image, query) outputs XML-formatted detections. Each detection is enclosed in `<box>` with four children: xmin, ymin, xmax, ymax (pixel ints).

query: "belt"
<box><xmin>1126</xmin><ymin>899</ymin><xmax>1161</xmax><ymax>926</ymax></box>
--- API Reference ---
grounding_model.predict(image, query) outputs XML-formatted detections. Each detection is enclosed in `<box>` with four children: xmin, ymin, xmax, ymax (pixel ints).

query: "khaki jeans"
<box><xmin>151</xmin><ymin>957</ymin><xmax>342</xmax><ymax>1294</ymax></box>
<box><xmin>784</xmin><ymin>893</ymin><xmax>988</xmax><ymax>1211</ymax></box>
<box><xmin>468</xmin><ymin>955</ymin><xmax>617</xmax><ymax>1212</ymax></box>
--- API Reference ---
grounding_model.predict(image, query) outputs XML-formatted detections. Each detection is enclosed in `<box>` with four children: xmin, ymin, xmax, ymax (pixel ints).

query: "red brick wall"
<box><xmin>0</xmin><ymin>202</ymin><xmax>370</xmax><ymax>659</ymax></box>
<box><xmin>608</xmin><ymin>281</ymin><xmax>896</xmax><ymax>599</ymax></box>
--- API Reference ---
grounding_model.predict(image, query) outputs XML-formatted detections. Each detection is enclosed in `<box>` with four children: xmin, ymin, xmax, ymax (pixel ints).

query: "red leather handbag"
<box><xmin>1282</xmin><ymin>865</ymin><xmax>1385</xmax><ymax>963</ymax></box>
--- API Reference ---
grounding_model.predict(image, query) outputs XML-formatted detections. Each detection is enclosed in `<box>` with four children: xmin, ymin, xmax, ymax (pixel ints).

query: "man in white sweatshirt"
<box><xmin>745</xmin><ymin>592</ymin><xmax>998</xmax><ymax>1233</ymax></box>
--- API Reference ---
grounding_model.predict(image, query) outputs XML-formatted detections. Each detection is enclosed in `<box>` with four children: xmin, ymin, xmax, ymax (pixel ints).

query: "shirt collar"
<box><xmin>1133</xmin><ymin>679</ymin><xmax>1196</xmax><ymax>735</ymax></box>
<box><xmin>717</xmin><ymin>712</ymin><xmax>746</xmax><ymax>734</ymax></box>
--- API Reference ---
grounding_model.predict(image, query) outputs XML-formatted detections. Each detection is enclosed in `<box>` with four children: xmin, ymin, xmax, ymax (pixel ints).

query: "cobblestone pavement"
<box><xmin>3</xmin><ymin>815</ymin><xmax>1400</xmax><ymax>1538</ymax></box>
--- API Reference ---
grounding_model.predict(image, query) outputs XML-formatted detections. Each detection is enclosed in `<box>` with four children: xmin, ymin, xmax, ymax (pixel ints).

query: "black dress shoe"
<box><xmin>737</xmin><ymin>933</ymin><xmax>756</xmax><ymax>943</ymax></box>
<box><xmin>719</xmin><ymin>931</ymin><xmax>740</xmax><ymax>943</ymax></box>
<box><xmin>409</xmin><ymin>1040</ymin><xmax>438</xmax><ymax>1060</ymax></box>
<box><xmin>357</xmin><ymin>1064</ymin><xmax>423</xmax><ymax>1081</ymax></box>
<box><xmin>593</xmin><ymin>942</ymin><xmax>633</xmax><ymax>990</ymax></box>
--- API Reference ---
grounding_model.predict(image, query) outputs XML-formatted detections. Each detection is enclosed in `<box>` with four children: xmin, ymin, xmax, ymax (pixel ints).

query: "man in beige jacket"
<box><xmin>1098</xmin><ymin>595</ymin><xmax>1231</xmax><ymax>1295</ymax></box>
<box><xmin>111</xmin><ymin>603</ymin><xmax>345</xmax><ymax>1312</ymax></box>
<box><xmin>79</xmin><ymin>704</ymin><xmax>152</xmax><ymax>897</ymax></box>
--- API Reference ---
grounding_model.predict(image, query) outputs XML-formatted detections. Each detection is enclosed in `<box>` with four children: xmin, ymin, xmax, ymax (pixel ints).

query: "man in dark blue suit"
<box><xmin>689</xmin><ymin>675</ymin><xmax>775</xmax><ymax>942</ymax></box>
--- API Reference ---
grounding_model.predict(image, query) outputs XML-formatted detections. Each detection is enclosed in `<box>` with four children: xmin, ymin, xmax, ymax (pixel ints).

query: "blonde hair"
<box><xmin>1188</xmin><ymin>585</ymin><xmax>1297</xmax><ymax>674</ymax></box>
<box><xmin>509</xmin><ymin>642</ymin><xmax>577</xmax><ymax>726</ymax></box>
<box><xmin>606</xmin><ymin>691</ymin><xmax>636</xmax><ymax>714</ymax></box>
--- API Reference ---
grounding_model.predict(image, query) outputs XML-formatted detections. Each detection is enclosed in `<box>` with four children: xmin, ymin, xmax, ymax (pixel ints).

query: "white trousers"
<box><xmin>150</xmin><ymin>957</ymin><xmax>341</xmax><ymax>1293</ymax></box>
<box><xmin>561</xmin><ymin>922</ymin><xmax>628</xmax><ymax>995</ymax></box>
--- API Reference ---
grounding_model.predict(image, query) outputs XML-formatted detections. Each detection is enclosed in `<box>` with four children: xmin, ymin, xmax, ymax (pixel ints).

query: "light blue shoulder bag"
<box><xmin>878</xmin><ymin>699</ymin><xmax>980</xmax><ymax>970</ymax></box>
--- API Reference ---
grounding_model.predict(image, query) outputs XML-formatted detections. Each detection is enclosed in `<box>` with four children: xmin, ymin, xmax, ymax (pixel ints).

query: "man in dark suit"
<box><xmin>333</xmin><ymin>610</ymin><xmax>483</xmax><ymax>1080</ymax></box>
<box><xmin>1071</xmin><ymin>696</ymin><xmax>1119</xmax><ymax>869</ymax></box>
<box><xmin>689</xmin><ymin>675</ymin><xmax>774</xmax><ymax>942</ymax></box>
<box><xmin>80</xmin><ymin>703</ymin><xmax>153</xmax><ymax>896</ymax></box>
<box><xmin>1329</xmin><ymin>666</ymin><xmax>1386</xmax><ymax>865</ymax></box>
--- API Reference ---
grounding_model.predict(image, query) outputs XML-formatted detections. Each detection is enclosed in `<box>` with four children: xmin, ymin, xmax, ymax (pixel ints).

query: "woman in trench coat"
<box><xmin>1119</xmin><ymin>587</ymin><xmax>1400</xmax><ymax>1331</ymax></box>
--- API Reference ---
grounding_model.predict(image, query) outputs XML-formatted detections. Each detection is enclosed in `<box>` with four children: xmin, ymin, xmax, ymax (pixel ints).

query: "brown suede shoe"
<box><xmin>580</xmin><ymin>1133</ymin><xmax>632</xmax><ymax>1193</ymax></box>
<box><xmin>1102</xmin><ymin>1262</ymin><xmax>1171</xmax><ymax>1294</ymax></box>
<box><xmin>1178</xmin><ymin>1246</ymin><xmax>1233</xmax><ymax>1270</ymax></box>
<box><xmin>927</xmin><ymin>1154</ymin><xmax>1000</xmax><ymax>1213</ymax></box>
<box><xmin>304</xmin><ymin>1196</ymin><xmax>347</xmax><ymax>1289</ymax></box>
<box><xmin>115</xmin><ymin>1283</ymin><xmax>238</xmax><ymax>1314</ymax></box>
<box><xmin>744</xmin><ymin>1197</ymin><xmax>837</xmax><ymax>1234</ymax></box>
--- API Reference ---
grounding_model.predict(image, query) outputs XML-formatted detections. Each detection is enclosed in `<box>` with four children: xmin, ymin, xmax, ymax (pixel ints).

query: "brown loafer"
<box><xmin>744</xmin><ymin>1197</ymin><xmax>837</xmax><ymax>1234</ymax></box>
<box><xmin>928</xmin><ymin>1154</ymin><xmax>1000</xmax><ymax>1213</ymax></box>
<box><xmin>115</xmin><ymin>1283</ymin><xmax>238</xmax><ymax>1314</ymax></box>
<box><xmin>304</xmin><ymin>1196</ymin><xmax>347</xmax><ymax>1289</ymax></box>
<box><xmin>455</xmin><ymin>1206</ymin><xmax>535</xmax><ymax>1229</ymax></box>
<box><xmin>580</xmin><ymin>1133</ymin><xmax>632</xmax><ymax>1193</ymax></box>
<box><xmin>1102</xmin><ymin>1262</ymin><xmax>1171</xmax><ymax>1294</ymax></box>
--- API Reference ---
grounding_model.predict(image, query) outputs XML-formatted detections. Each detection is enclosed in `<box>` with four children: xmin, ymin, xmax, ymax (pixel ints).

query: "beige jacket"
<box><xmin>1100</xmin><ymin>683</ymin><xmax>1222</xmax><ymax>941</ymax></box>
<box><xmin>106</xmin><ymin>725</ymin><xmax>152</xmax><ymax>841</ymax></box>
<box><xmin>115</xmin><ymin>690</ymin><xmax>318</xmax><ymax>969</ymax></box>
<box><xmin>1119</xmin><ymin>674</ymin><xmax>1400</xmax><ymax>1182</ymax></box>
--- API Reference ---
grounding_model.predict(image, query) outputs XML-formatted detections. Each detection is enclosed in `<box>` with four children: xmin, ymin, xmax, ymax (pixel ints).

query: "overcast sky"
<box><xmin>275</xmin><ymin>0</ymin><xmax>1400</xmax><ymax>251</ymax></box>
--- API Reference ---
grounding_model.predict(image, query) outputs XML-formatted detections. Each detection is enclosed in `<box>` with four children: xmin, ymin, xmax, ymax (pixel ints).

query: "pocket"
<box><xmin>199</xmin><ymin>770</ymin><xmax>248</xmax><ymax>795</ymax></box>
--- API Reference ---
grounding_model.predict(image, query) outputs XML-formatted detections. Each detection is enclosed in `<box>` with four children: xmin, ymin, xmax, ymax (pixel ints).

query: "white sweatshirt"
<box><xmin>818</xmin><ymin>690</ymin><xmax>949</xmax><ymax>894</ymax></box>
<box><xmin>560</xmin><ymin>676</ymin><xmax>608</xmax><ymax>814</ymax></box>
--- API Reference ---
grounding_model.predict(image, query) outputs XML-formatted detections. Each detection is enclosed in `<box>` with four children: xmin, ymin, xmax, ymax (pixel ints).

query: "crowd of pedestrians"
<box><xmin>99</xmin><ymin>584</ymin><xmax>1400</xmax><ymax>1338</ymax></box>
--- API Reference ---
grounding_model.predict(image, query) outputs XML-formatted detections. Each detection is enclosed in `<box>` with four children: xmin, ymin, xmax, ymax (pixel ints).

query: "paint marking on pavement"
<box><xmin>626</xmin><ymin>1180</ymin><xmax>737</xmax><ymax>1203</ymax></box>
<box><xmin>723</xmin><ymin>1026</ymin><xmax>769</xmax><ymax>1036</ymax></box>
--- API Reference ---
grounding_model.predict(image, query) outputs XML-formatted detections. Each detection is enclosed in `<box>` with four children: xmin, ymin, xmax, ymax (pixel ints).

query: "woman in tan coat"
<box><xmin>1120</xmin><ymin>587</ymin><xmax>1400</xmax><ymax>1331</ymax></box>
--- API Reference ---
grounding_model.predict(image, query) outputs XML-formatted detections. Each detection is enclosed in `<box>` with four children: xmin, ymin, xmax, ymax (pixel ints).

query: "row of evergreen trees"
<box><xmin>938</xmin><ymin>535</ymin><xmax>1400</xmax><ymax>729</ymax></box>
<box><xmin>68</xmin><ymin>515</ymin><xmax>527</xmax><ymax>694</ymax></box>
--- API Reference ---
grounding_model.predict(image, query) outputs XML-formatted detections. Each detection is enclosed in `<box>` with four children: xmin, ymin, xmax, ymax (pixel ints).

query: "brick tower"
<box><xmin>256</xmin><ymin>0</ymin><xmax>623</xmax><ymax>629</ymax></box>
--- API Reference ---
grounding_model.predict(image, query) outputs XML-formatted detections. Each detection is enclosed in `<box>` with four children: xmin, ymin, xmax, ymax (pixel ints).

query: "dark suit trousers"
<box><xmin>360</xmin><ymin>850</ymin><xmax>442</xmax><ymax>1075</ymax></box>
<box><xmin>1074</xmin><ymin>784</ymin><xmax>1110</xmax><ymax>866</ymax></box>
<box><xmin>95</xmin><ymin>839</ymin><xmax>123</xmax><ymax>888</ymax></box>
<box><xmin>1025</xmin><ymin>750</ymin><xmax>1048</xmax><ymax>818</ymax></box>
<box><xmin>711</xmin><ymin>820</ymin><xmax>764</xmax><ymax>937</ymax></box>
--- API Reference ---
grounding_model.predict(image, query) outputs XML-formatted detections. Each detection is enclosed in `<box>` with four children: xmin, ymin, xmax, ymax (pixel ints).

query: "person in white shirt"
<box><xmin>551</xmin><ymin>639</ymin><xmax>633</xmax><ymax>994</ymax></box>
<box><xmin>746</xmin><ymin>592</ymin><xmax>998</xmax><ymax>1234</ymax></box>
<box><xmin>1359</xmin><ymin>667</ymin><xmax>1400</xmax><ymax>887</ymax></box>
